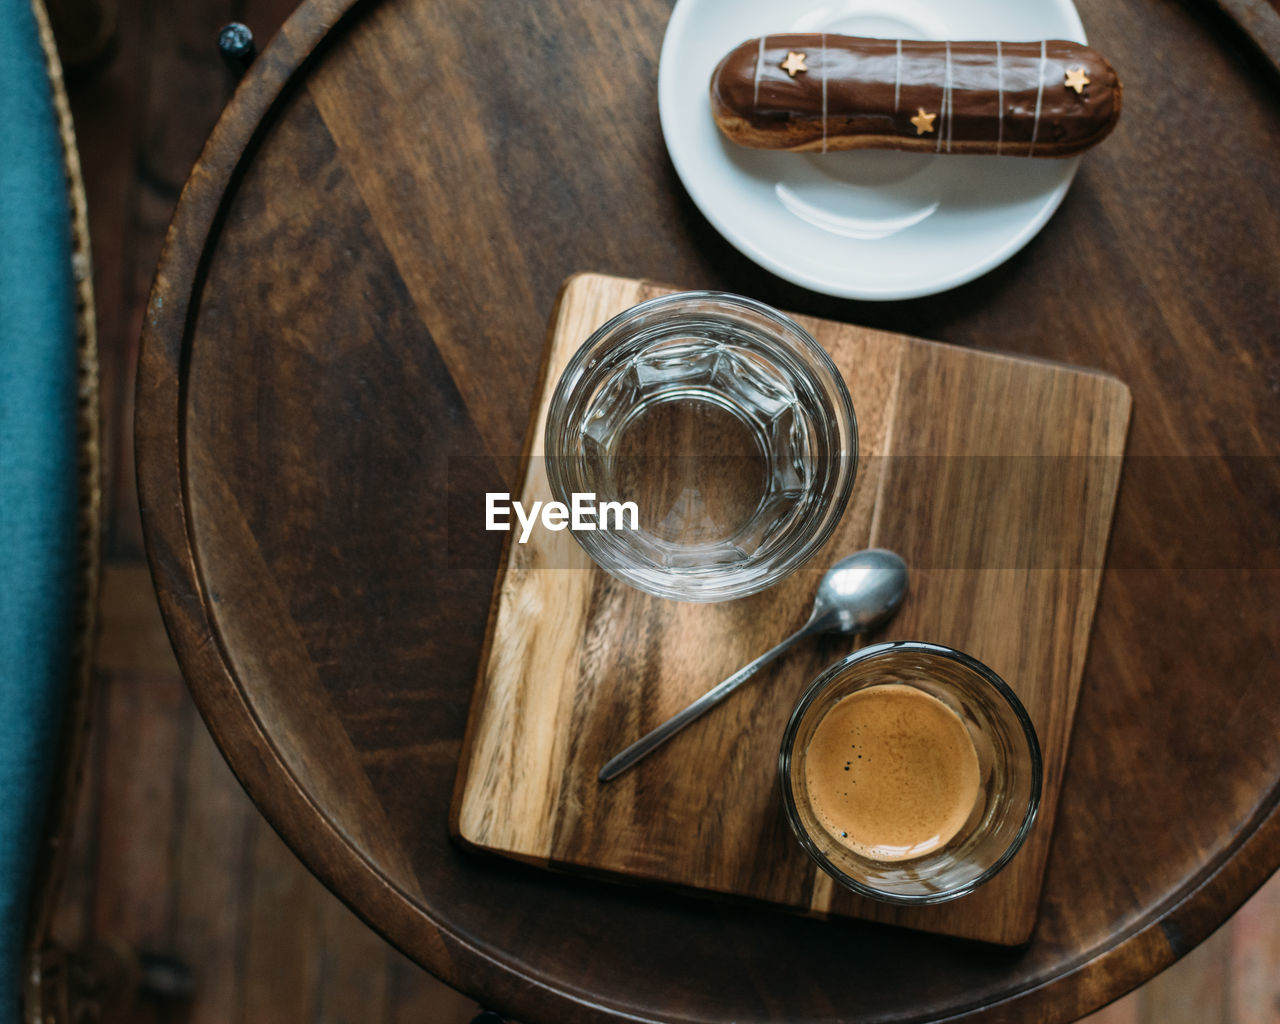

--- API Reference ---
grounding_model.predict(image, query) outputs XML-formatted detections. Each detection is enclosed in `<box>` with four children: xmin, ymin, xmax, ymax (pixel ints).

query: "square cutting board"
<box><xmin>450</xmin><ymin>273</ymin><xmax>1131</xmax><ymax>945</ymax></box>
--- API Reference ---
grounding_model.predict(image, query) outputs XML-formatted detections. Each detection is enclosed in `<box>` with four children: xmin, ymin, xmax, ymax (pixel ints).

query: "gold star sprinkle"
<box><xmin>1064</xmin><ymin>67</ymin><xmax>1090</xmax><ymax>94</ymax></box>
<box><xmin>780</xmin><ymin>51</ymin><xmax>808</xmax><ymax>77</ymax></box>
<box><xmin>909</xmin><ymin>107</ymin><xmax>936</xmax><ymax>135</ymax></box>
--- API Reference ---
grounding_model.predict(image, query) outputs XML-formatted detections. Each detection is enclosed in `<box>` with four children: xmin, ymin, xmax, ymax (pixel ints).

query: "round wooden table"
<box><xmin>136</xmin><ymin>0</ymin><xmax>1280</xmax><ymax>1020</ymax></box>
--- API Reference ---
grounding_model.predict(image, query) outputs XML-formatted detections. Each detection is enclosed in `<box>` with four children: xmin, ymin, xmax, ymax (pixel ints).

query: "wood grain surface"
<box><xmin>132</xmin><ymin>0</ymin><xmax>1280</xmax><ymax>1019</ymax></box>
<box><xmin>1201</xmin><ymin>0</ymin><xmax>1280</xmax><ymax>70</ymax></box>
<box><xmin>47</xmin><ymin>3</ymin><xmax>475</xmax><ymax>1021</ymax></box>
<box><xmin>452</xmin><ymin>273</ymin><xmax>1131</xmax><ymax>945</ymax></box>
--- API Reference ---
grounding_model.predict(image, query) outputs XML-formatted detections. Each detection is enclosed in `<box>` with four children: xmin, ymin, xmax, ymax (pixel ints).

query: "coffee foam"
<box><xmin>803</xmin><ymin>683</ymin><xmax>980</xmax><ymax>862</ymax></box>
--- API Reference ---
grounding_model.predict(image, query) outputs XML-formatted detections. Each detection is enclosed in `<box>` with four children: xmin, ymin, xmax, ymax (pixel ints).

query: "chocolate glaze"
<box><xmin>710</xmin><ymin>34</ymin><xmax>1122</xmax><ymax>156</ymax></box>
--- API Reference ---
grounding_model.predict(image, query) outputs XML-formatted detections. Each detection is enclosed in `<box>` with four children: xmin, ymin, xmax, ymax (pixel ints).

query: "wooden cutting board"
<box><xmin>450</xmin><ymin>272</ymin><xmax>1130</xmax><ymax>945</ymax></box>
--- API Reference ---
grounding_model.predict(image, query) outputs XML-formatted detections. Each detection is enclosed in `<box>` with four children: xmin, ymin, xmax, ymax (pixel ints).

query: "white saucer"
<box><xmin>658</xmin><ymin>0</ymin><xmax>1088</xmax><ymax>300</ymax></box>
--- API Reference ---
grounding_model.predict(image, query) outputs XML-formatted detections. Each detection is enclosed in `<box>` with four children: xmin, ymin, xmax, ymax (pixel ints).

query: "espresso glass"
<box><xmin>544</xmin><ymin>292</ymin><xmax>856</xmax><ymax>602</ymax></box>
<box><xmin>779</xmin><ymin>641</ymin><xmax>1042</xmax><ymax>904</ymax></box>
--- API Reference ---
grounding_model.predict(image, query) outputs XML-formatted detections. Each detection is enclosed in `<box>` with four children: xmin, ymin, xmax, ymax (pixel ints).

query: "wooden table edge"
<box><xmin>130</xmin><ymin>1</ymin><xmax>1279</xmax><ymax>1020</ymax></box>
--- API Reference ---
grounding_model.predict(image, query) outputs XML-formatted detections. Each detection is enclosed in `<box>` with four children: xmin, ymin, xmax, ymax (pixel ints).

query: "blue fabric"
<box><xmin>0</xmin><ymin>0</ymin><xmax>80</xmax><ymax>1016</ymax></box>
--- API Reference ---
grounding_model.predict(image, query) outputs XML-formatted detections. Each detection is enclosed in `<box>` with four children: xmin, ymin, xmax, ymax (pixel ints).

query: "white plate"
<box><xmin>658</xmin><ymin>0</ymin><xmax>1087</xmax><ymax>299</ymax></box>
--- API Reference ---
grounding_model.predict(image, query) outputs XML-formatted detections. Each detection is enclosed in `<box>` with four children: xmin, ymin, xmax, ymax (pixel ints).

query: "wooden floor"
<box><xmin>49</xmin><ymin>1</ymin><xmax>1279</xmax><ymax>1022</ymax></box>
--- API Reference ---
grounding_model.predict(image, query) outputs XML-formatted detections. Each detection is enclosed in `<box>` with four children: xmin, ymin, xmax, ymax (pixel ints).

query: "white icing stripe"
<box><xmin>1029</xmin><ymin>39</ymin><xmax>1046</xmax><ymax>156</ymax></box>
<box><xmin>894</xmin><ymin>39</ymin><xmax>902</xmax><ymax>112</ymax></box>
<box><xmin>945</xmin><ymin>41</ymin><xmax>953</xmax><ymax>152</ymax></box>
<box><xmin>996</xmin><ymin>41</ymin><xmax>1004</xmax><ymax>155</ymax></box>
<box><xmin>936</xmin><ymin>48</ymin><xmax>943</xmax><ymax>152</ymax></box>
<box><xmin>821</xmin><ymin>32</ymin><xmax>828</xmax><ymax>153</ymax></box>
<box><xmin>937</xmin><ymin>41</ymin><xmax>949</xmax><ymax>153</ymax></box>
<box><xmin>753</xmin><ymin>36</ymin><xmax>764</xmax><ymax>108</ymax></box>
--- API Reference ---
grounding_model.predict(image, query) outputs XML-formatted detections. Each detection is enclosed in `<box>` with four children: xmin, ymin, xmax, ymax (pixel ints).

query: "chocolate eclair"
<box><xmin>710</xmin><ymin>34</ymin><xmax>1122</xmax><ymax>157</ymax></box>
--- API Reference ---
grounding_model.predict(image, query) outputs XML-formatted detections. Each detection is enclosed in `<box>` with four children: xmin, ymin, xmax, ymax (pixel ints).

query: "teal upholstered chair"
<box><xmin>1</xmin><ymin>0</ymin><xmax>101</xmax><ymax>1018</ymax></box>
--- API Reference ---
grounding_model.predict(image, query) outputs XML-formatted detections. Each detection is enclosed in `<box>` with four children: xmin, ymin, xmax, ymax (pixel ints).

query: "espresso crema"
<box><xmin>804</xmin><ymin>684</ymin><xmax>981</xmax><ymax>862</ymax></box>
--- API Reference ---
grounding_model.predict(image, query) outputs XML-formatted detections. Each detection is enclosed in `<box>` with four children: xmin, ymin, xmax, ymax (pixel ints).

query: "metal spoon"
<box><xmin>598</xmin><ymin>548</ymin><xmax>910</xmax><ymax>782</ymax></box>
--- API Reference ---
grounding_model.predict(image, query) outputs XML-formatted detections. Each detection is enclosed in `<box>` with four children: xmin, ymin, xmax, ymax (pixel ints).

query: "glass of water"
<box><xmin>545</xmin><ymin>292</ymin><xmax>856</xmax><ymax>601</ymax></box>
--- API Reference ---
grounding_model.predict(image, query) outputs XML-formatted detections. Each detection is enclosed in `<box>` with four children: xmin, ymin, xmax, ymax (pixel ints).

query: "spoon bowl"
<box><xmin>809</xmin><ymin>549</ymin><xmax>911</xmax><ymax>635</ymax></box>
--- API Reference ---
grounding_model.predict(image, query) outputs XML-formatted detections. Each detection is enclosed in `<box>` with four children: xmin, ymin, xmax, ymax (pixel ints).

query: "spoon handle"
<box><xmin>598</xmin><ymin>625</ymin><xmax>814</xmax><ymax>782</ymax></box>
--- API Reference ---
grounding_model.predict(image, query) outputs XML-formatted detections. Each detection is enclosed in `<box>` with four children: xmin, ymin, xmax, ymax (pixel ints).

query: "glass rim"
<box><xmin>778</xmin><ymin>641</ymin><xmax>1044</xmax><ymax>905</ymax></box>
<box><xmin>544</xmin><ymin>290</ymin><xmax>858</xmax><ymax>602</ymax></box>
